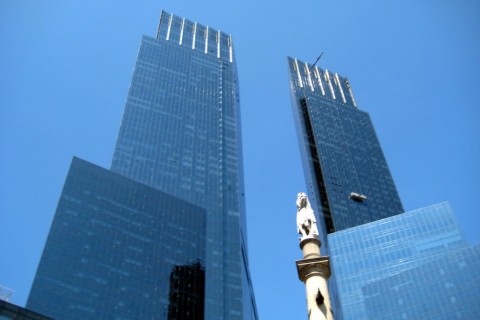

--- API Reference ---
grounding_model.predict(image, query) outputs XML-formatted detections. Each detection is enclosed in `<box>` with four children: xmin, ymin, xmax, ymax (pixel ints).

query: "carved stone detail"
<box><xmin>296</xmin><ymin>257</ymin><xmax>331</xmax><ymax>281</ymax></box>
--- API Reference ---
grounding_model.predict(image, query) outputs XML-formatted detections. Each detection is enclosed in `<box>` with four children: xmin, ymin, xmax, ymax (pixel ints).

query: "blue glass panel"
<box><xmin>328</xmin><ymin>202</ymin><xmax>479</xmax><ymax>320</ymax></box>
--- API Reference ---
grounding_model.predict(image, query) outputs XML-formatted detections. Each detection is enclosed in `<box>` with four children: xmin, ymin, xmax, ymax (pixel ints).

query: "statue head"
<box><xmin>296</xmin><ymin>192</ymin><xmax>308</xmax><ymax>210</ymax></box>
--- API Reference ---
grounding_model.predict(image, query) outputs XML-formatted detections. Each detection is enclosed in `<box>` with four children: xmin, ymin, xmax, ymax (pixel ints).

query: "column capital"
<box><xmin>296</xmin><ymin>257</ymin><xmax>331</xmax><ymax>281</ymax></box>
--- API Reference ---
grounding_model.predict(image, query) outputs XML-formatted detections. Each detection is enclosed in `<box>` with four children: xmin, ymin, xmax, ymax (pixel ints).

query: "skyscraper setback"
<box><xmin>27</xmin><ymin>11</ymin><xmax>257</xmax><ymax>320</ymax></box>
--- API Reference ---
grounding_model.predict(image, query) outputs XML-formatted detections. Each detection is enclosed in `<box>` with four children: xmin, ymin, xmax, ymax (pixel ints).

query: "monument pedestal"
<box><xmin>296</xmin><ymin>237</ymin><xmax>333</xmax><ymax>320</ymax></box>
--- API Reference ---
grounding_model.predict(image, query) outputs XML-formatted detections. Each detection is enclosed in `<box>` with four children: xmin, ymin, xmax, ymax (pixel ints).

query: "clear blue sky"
<box><xmin>1</xmin><ymin>1</ymin><xmax>479</xmax><ymax>319</ymax></box>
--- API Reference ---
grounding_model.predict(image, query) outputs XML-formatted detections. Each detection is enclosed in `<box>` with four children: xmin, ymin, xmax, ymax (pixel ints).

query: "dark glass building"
<box><xmin>27</xmin><ymin>157</ymin><xmax>206</xmax><ymax>319</ymax></box>
<box><xmin>288</xmin><ymin>57</ymin><xmax>404</xmax><ymax>240</ymax></box>
<box><xmin>167</xmin><ymin>262</ymin><xmax>205</xmax><ymax>319</ymax></box>
<box><xmin>110</xmin><ymin>11</ymin><xmax>256</xmax><ymax>319</ymax></box>
<box><xmin>27</xmin><ymin>11</ymin><xmax>257</xmax><ymax>320</ymax></box>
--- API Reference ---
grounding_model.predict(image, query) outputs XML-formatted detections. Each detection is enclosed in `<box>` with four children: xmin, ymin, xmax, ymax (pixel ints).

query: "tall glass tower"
<box><xmin>288</xmin><ymin>57</ymin><xmax>480</xmax><ymax>319</ymax></box>
<box><xmin>288</xmin><ymin>56</ymin><xmax>404</xmax><ymax>242</ymax></box>
<box><xmin>27</xmin><ymin>11</ymin><xmax>257</xmax><ymax>320</ymax></box>
<box><xmin>111</xmin><ymin>11</ymin><xmax>256</xmax><ymax>319</ymax></box>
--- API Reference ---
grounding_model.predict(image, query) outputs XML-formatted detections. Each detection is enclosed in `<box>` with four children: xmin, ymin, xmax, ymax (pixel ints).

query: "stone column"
<box><xmin>296</xmin><ymin>237</ymin><xmax>333</xmax><ymax>320</ymax></box>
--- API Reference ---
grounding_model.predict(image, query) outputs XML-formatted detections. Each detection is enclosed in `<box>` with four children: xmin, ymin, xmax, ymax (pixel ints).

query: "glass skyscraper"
<box><xmin>27</xmin><ymin>11</ymin><xmax>257</xmax><ymax>320</ymax></box>
<box><xmin>288</xmin><ymin>57</ymin><xmax>480</xmax><ymax>319</ymax></box>
<box><xmin>329</xmin><ymin>202</ymin><xmax>480</xmax><ymax>319</ymax></box>
<box><xmin>288</xmin><ymin>57</ymin><xmax>404</xmax><ymax>240</ymax></box>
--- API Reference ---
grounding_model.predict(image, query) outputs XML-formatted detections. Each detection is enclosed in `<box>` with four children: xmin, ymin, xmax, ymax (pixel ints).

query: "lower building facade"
<box><xmin>328</xmin><ymin>202</ymin><xmax>480</xmax><ymax>319</ymax></box>
<box><xmin>362</xmin><ymin>245</ymin><xmax>480</xmax><ymax>319</ymax></box>
<box><xmin>27</xmin><ymin>157</ymin><xmax>206</xmax><ymax>319</ymax></box>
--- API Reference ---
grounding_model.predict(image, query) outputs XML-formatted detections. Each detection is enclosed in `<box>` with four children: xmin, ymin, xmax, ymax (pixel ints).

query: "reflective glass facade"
<box><xmin>109</xmin><ymin>11</ymin><xmax>256</xmax><ymax>320</ymax></box>
<box><xmin>288</xmin><ymin>57</ymin><xmax>404</xmax><ymax>240</ymax></box>
<box><xmin>28</xmin><ymin>11</ymin><xmax>256</xmax><ymax>320</ymax></box>
<box><xmin>27</xmin><ymin>157</ymin><xmax>206</xmax><ymax>319</ymax></box>
<box><xmin>363</xmin><ymin>245</ymin><xmax>480</xmax><ymax>319</ymax></box>
<box><xmin>110</xmin><ymin>11</ymin><xmax>256</xmax><ymax>319</ymax></box>
<box><xmin>328</xmin><ymin>202</ymin><xmax>480</xmax><ymax>319</ymax></box>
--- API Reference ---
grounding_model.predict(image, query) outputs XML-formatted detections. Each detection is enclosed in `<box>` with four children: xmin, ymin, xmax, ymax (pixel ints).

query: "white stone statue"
<box><xmin>296</xmin><ymin>192</ymin><xmax>319</xmax><ymax>239</ymax></box>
